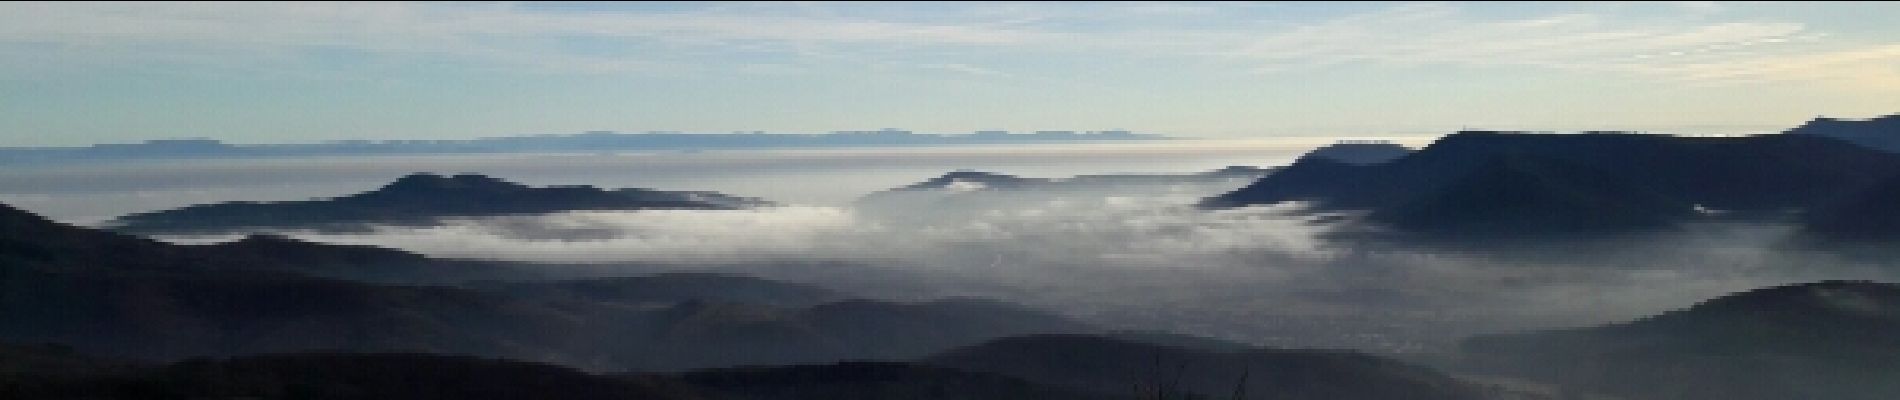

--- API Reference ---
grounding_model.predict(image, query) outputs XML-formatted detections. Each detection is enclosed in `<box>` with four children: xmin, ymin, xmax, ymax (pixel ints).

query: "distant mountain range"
<box><xmin>0</xmin><ymin>129</ymin><xmax>1167</xmax><ymax>164</ymax></box>
<box><xmin>1205</xmin><ymin>130</ymin><xmax>1900</xmax><ymax>238</ymax></box>
<box><xmin>1459</xmin><ymin>280</ymin><xmax>1900</xmax><ymax>400</ymax></box>
<box><xmin>106</xmin><ymin>173</ymin><xmax>769</xmax><ymax>235</ymax></box>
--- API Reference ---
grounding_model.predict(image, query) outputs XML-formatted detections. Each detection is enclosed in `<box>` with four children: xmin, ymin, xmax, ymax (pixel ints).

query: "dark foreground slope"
<box><xmin>0</xmin><ymin>351</ymin><xmax>708</xmax><ymax>400</ymax></box>
<box><xmin>679</xmin><ymin>361</ymin><xmax>1104</xmax><ymax>400</ymax></box>
<box><xmin>1460</xmin><ymin>280</ymin><xmax>1900</xmax><ymax>400</ymax></box>
<box><xmin>1</xmin><ymin>347</ymin><xmax>1118</xmax><ymax>400</ymax></box>
<box><xmin>107</xmin><ymin>173</ymin><xmax>768</xmax><ymax>234</ymax></box>
<box><xmin>7</xmin><ymin>337</ymin><xmax>1538</xmax><ymax>400</ymax></box>
<box><xmin>929</xmin><ymin>334</ymin><xmax>1530</xmax><ymax>400</ymax></box>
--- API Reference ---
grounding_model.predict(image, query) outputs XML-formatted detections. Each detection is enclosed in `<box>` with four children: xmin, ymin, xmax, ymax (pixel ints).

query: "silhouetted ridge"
<box><xmin>929</xmin><ymin>334</ymin><xmax>1511</xmax><ymax>400</ymax></box>
<box><xmin>1206</xmin><ymin>131</ymin><xmax>1900</xmax><ymax>236</ymax></box>
<box><xmin>0</xmin><ymin>352</ymin><xmax>709</xmax><ymax>400</ymax></box>
<box><xmin>1627</xmin><ymin>280</ymin><xmax>1900</xmax><ymax>329</ymax></box>
<box><xmin>1299</xmin><ymin>140</ymin><xmax>1412</xmax><ymax>165</ymax></box>
<box><xmin>365</xmin><ymin>172</ymin><xmax>528</xmax><ymax>197</ymax></box>
<box><xmin>1786</xmin><ymin>114</ymin><xmax>1900</xmax><ymax>153</ymax></box>
<box><xmin>106</xmin><ymin>173</ymin><xmax>771</xmax><ymax>234</ymax></box>
<box><xmin>177</xmin><ymin>233</ymin><xmax>540</xmax><ymax>284</ymax></box>
<box><xmin>897</xmin><ymin>171</ymin><xmax>1051</xmax><ymax>191</ymax></box>
<box><xmin>1460</xmin><ymin>280</ymin><xmax>1900</xmax><ymax>400</ymax></box>
<box><xmin>678</xmin><ymin>361</ymin><xmax>1102</xmax><ymax>400</ymax></box>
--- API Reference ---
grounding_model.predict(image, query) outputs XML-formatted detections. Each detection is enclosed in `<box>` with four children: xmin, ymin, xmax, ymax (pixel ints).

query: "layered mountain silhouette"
<box><xmin>927</xmin><ymin>334</ymin><xmax>1534</xmax><ymax>400</ymax></box>
<box><xmin>1205</xmin><ymin>131</ymin><xmax>1900</xmax><ymax>236</ymax></box>
<box><xmin>1459</xmin><ymin>280</ymin><xmax>1900</xmax><ymax>400</ymax></box>
<box><xmin>0</xmin><ymin>349</ymin><xmax>1106</xmax><ymax>400</ymax></box>
<box><xmin>1786</xmin><ymin>114</ymin><xmax>1900</xmax><ymax>153</ymax></box>
<box><xmin>106</xmin><ymin>173</ymin><xmax>770</xmax><ymax>235</ymax></box>
<box><xmin>6</xmin><ymin>334</ymin><xmax>1548</xmax><ymax>400</ymax></box>
<box><xmin>0</xmin><ymin>202</ymin><xmax>1096</xmax><ymax>371</ymax></box>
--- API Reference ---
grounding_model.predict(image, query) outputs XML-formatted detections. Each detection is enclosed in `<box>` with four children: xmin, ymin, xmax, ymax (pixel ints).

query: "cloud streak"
<box><xmin>4</xmin><ymin>2</ymin><xmax>1896</xmax><ymax>86</ymax></box>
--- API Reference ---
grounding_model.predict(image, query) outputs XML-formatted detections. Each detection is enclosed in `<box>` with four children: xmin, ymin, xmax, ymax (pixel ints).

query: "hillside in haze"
<box><xmin>107</xmin><ymin>173</ymin><xmax>769</xmax><ymax>235</ymax></box>
<box><xmin>0</xmin><ymin>202</ymin><xmax>1097</xmax><ymax>371</ymax></box>
<box><xmin>1459</xmin><ymin>280</ymin><xmax>1900</xmax><ymax>400</ymax></box>
<box><xmin>928</xmin><ymin>334</ymin><xmax>1534</xmax><ymax>400</ymax></box>
<box><xmin>855</xmin><ymin>166</ymin><xmax>1269</xmax><ymax>223</ymax></box>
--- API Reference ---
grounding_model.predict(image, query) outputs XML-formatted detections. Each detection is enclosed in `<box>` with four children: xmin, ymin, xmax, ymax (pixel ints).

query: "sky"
<box><xmin>2</xmin><ymin>1</ymin><xmax>1899</xmax><ymax>147</ymax></box>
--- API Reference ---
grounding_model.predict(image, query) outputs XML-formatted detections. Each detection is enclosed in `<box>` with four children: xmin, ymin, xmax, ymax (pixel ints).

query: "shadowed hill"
<box><xmin>0</xmin><ymin>351</ymin><xmax>710</xmax><ymax>400</ymax></box>
<box><xmin>1</xmin><ymin>202</ymin><xmax>1097</xmax><ymax>372</ymax></box>
<box><xmin>1460</xmin><ymin>280</ymin><xmax>1900</xmax><ymax>400</ymax></box>
<box><xmin>623</xmin><ymin>298</ymin><xmax>1096</xmax><ymax>371</ymax></box>
<box><xmin>473</xmin><ymin>272</ymin><xmax>846</xmax><ymax>308</ymax></box>
<box><xmin>187</xmin><ymin>234</ymin><xmax>539</xmax><ymax>284</ymax></box>
<box><xmin>1298</xmin><ymin>141</ymin><xmax>1411</xmax><ymax>165</ymax></box>
<box><xmin>679</xmin><ymin>361</ymin><xmax>1104</xmax><ymax>400</ymax></box>
<box><xmin>106</xmin><ymin>172</ymin><xmax>770</xmax><ymax>235</ymax></box>
<box><xmin>1205</xmin><ymin>131</ymin><xmax>1900</xmax><ymax>236</ymax></box>
<box><xmin>855</xmin><ymin>167</ymin><xmax>1268</xmax><ymax>225</ymax></box>
<box><xmin>929</xmin><ymin>334</ymin><xmax>1529</xmax><ymax>400</ymax></box>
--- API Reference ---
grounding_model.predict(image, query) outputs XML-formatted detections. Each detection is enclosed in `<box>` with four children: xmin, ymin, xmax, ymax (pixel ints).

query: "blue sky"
<box><xmin>2</xmin><ymin>1</ymin><xmax>1898</xmax><ymax>146</ymax></box>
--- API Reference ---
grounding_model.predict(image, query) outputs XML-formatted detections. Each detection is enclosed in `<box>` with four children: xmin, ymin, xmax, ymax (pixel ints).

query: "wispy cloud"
<box><xmin>1219</xmin><ymin>3</ymin><xmax>1900</xmax><ymax>87</ymax></box>
<box><xmin>1</xmin><ymin>2</ymin><xmax>1895</xmax><ymax>86</ymax></box>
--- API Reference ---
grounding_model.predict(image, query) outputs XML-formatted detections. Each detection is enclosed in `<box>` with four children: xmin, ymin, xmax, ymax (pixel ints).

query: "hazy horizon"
<box><xmin>6</xmin><ymin>2</ymin><xmax>1900</xmax><ymax>147</ymax></box>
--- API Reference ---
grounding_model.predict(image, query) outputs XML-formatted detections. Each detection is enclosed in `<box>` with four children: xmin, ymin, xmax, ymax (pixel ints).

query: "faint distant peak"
<box><xmin>1298</xmin><ymin>139</ymin><xmax>1412</xmax><ymax>165</ymax></box>
<box><xmin>902</xmin><ymin>170</ymin><xmax>1049</xmax><ymax>191</ymax></box>
<box><xmin>1787</xmin><ymin>113</ymin><xmax>1900</xmax><ymax>136</ymax></box>
<box><xmin>373</xmin><ymin>172</ymin><xmax>527</xmax><ymax>194</ymax></box>
<box><xmin>1785</xmin><ymin>113</ymin><xmax>1900</xmax><ymax>154</ymax></box>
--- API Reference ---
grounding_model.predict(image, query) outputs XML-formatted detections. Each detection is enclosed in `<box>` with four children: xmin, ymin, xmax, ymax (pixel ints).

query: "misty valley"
<box><xmin>1</xmin><ymin>115</ymin><xmax>1899</xmax><ymax>399</ymax></box>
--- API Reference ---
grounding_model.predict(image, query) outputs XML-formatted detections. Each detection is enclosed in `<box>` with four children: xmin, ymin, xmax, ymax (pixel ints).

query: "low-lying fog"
<box><xmin>11</xmin><ymin>138</ymin><xmax>1897</xmax><ymax>354</ymax></box>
